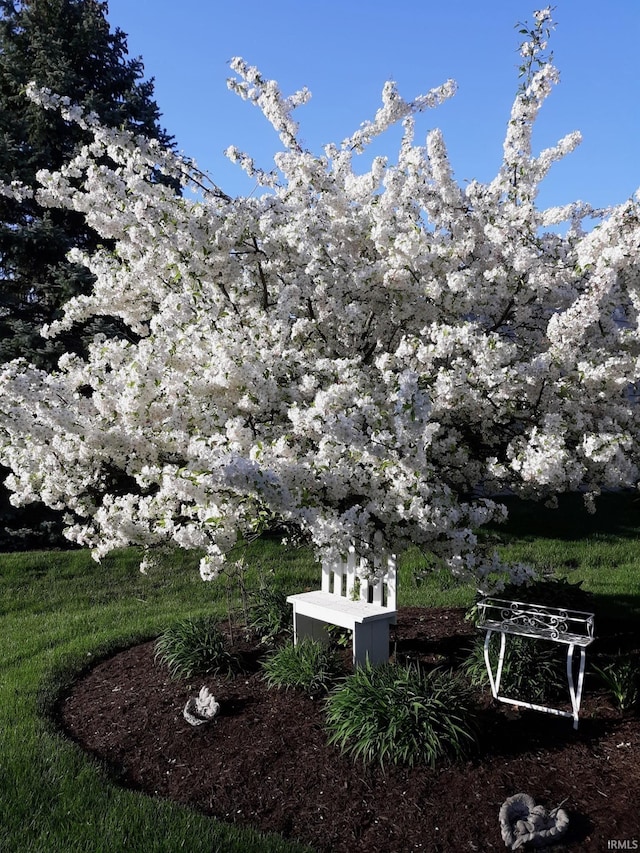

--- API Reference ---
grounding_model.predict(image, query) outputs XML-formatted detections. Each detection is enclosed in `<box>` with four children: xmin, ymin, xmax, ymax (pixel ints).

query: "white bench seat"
<box><xmin>287</xmin><ymin>547</ymin><xmax>397</xmax><ymax>667</ymax></box>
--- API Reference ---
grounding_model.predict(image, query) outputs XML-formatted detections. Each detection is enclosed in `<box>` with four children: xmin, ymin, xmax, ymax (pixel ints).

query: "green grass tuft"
<box><xmin>154</xmin><ymin>614</ymin><xmax>241</xmax><ymax>678</ymax></box>
<box><xmin>262</xmin><ymin>638</ymin><xmax>344</xmax><ymax>697</ymax></box>
<box><xmin>462</xmin><ymin>633</ymin><xmax>566</xmax><ymax>704</ymax></box>
<box><xmin>325</xmin><ymin>663</ymin><xmax>478</xmax><ymax>768</ymax></box>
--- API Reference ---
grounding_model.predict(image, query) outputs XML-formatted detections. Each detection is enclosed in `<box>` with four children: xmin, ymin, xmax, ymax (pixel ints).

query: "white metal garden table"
<box><xmin>476</xmin><ymin>597</ymin><xmax>595</xmax><ymax>729</ymax></box>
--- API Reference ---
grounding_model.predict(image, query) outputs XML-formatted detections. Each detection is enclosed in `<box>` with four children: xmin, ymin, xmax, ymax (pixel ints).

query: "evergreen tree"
<box><xmin>0</xmin><ymin>0</ymin><xmax>175</xmax><ymax>547</ymax></box>
<box><xmin>0</xmin><ymin>0</ymin><xmax>175</xmax><ymax>368</ymax></box>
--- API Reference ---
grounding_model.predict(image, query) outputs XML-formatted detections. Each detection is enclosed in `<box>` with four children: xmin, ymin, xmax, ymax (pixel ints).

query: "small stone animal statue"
<box><xmin>183</xmin><ymin>686</ymin><xmax>220</xmax><ymax>726</ymax></box>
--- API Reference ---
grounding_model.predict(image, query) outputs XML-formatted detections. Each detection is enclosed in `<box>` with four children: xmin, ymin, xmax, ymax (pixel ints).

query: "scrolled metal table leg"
<box><xmin>484</xmin><ymin>630</ymin><xmax>507</xmax><ymax>698</ymax></box>
<box><xmin>566</xmin><ymin>643</ymin><xmax>587</xmax><ymax>730</ymax></box>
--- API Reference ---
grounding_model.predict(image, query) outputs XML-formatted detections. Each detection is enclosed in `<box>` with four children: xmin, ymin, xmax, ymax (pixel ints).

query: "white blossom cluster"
<box><xmin>1</xmin><ymin>19</ymin><xmax>639</xmax><ymax>588</ymax></box>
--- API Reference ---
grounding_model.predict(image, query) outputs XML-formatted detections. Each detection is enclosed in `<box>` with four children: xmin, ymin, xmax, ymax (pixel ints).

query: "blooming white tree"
<box><xmin>0</xmin><ymin>9</ymin><xmax>639</xmax><ymax>586</ymax></box>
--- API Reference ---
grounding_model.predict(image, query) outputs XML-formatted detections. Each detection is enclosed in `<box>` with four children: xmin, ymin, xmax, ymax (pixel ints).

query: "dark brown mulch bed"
<box><xmin>55</xmin><ymin>607</ymin><xmax>640</xmax><ymax>852</ymax></box>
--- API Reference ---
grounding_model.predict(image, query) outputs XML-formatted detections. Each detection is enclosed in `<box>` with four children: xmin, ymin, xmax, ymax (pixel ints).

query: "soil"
<box><xmin>55</xmin><ymin>607</ymin><xmax>640</xmax><ymax>853</ymax></box>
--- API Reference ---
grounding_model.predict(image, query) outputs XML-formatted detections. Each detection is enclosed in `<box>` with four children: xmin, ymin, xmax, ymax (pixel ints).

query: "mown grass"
<box><xmin>2</xmin><ymin>491</ymin><xmax>640</xmax><ymax>852</ymax></box>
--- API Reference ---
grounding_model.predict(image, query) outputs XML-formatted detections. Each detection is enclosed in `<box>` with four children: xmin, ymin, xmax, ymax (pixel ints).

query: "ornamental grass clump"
<box><xmin>462</xmin><ymin>633</ymin><xmax>565</xmax><ymax>703</ymax></box>
<box><xmin>154</xmin><ymin>615</ymin><xmax>240</xmax><ymax>678</ymax></box>
<box><xmin>325</xmin><ymin>663</ymin><xmax>478</xmax><ymax>768</ymax></box>
<box><xmin>248</xmin><ymin>585</ymin><xmax>293</xmax><ymax>646</ymax></box>
<box><xmin>262</xmin><ymin>638</ymin><xmax>344</xmax><ymax>697</ymax></box>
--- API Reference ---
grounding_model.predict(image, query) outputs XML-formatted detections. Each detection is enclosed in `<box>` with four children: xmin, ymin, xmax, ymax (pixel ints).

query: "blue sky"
<box><xmin>106</xmin><ymin>1</ymin><xmax>638</xmax><ymax>212</ymax></box>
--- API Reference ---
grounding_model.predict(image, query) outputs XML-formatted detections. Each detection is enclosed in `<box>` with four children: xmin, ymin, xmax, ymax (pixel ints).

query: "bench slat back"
<box><xmin>321</xmin><ymin>546</ymin><xmax>396</xmax><ymax>611</ymax></box>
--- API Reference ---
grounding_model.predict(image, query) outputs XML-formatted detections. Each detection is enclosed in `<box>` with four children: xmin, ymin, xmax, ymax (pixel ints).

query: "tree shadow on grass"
<box><xmin>492</xmin><ymin>491</ymin><xmax>640</xmax><ymax>541</ymax></box>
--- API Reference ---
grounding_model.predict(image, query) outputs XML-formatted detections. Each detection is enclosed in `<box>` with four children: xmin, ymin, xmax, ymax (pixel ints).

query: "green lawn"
<box><xmin>493</xmin><ymin>492</ymin><xmax>640</xmax><ymax>622</ymax></box>
<box><xmin>0</xmin><ymin>543</ymin><xmax>316</xmax><ymax>853</ymax></box>
<box><xmin>1</xmin><ymin>492</ymin><xmax>639</xmax><ymax>852</ymax></box>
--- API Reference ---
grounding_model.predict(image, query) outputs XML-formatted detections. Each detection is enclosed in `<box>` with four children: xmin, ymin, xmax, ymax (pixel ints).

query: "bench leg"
<box><xmin>353</xmin><ymin>621</ymin><xmax>390</xmax><ymax>668</ymax></box>
<box><xmin>292</xmin><ymin>611</ymin><xmax>331</xmax><ymax>647</ymax></box>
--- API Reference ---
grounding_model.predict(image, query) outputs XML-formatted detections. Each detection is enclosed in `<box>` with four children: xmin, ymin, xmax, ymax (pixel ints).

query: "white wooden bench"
<box><xmin>476</xmin><ymin>597</ymin><xmax>595</xmax><ymax>729</ymax></box>
<box><xmin>287</xmin><ymin>546</ymin><xmax>397</xmax><ymax>667</ymax></box>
